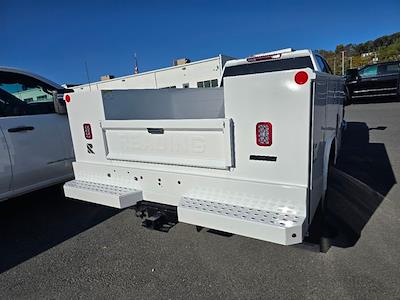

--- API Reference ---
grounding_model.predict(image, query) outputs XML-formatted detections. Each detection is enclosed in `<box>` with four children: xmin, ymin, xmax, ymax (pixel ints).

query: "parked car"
<box><xmin>345</xmin><ymin>60</ymin><xmax>400</xmax><ymax>103</ymax></box>
<box><xmin>0</xmin><ymin>67</ymin><xmax>74</xmax><ymax>202</ymax></box>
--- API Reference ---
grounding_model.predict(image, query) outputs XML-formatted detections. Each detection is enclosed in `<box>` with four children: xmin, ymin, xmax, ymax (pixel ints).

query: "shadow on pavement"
<box><xmin>309</xmin><ymin>121</ymin><xmax>396</xmax><ymax>248</ymax></box>
<box><xmin>0</xmin><ymin>185</ymin><xmax>119</xmax><ymax>274</ymax></box>
<box><xmin>337</xmin><ymin>122</ymin><xmax>396</xmax><ymax>196</ymax></box>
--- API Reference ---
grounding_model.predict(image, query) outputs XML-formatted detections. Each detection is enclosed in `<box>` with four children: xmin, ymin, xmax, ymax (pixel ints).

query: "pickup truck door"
<box><xmin>355</xmin><ymin>64</ymin><xmax>380</xmax><ymax>95</ymax></box>
<box><xmin>354</xmin><ymin>63</ymin><xmax>399</xmax><ymax>98</ymax></box>
<box><xmin>0</xmin><ymin>114</ymin><xmax>72</xmax><ymax>191</ymax></box>
<box><xmin>0</xmin><ymin>78</ymin><xmax>73</xmax><ymax>193</ymax></box>
<box><xmin>375</xmin><ymin>63</ymin><xmax>400</xmax><ymax>96</ymax></box>
<box><xmin>0</xmin><ymin>125</ymin><xmax>12</xmax><ymax>197</ymax></box>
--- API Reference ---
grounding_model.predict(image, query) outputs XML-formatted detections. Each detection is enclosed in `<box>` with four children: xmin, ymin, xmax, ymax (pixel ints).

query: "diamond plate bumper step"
<box><xmin>64</xmin><ymin>180</ymin><xmax>142</xmax><ymax>209</ymax></box>
<box><xmin>178</xmin><ymin>196</ymin><xmax>305</xmax><ymax>245</ymax></box>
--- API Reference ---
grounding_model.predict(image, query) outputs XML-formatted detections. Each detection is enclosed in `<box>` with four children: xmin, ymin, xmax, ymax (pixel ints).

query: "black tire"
<box><xmin>306</xmin><ymin>144</ymin><xmax>336</xmax><ymax>252</ymax></box>
<box><xmin>344</xmin><ymin>87</ymin><xmax>352</xmax><ymax>106</ymax></box>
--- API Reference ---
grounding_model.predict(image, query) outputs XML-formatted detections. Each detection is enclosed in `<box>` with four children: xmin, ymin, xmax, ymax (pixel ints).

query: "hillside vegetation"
<box><xmin>318</xmin><ymin>32</ymin><xmax>400</xmax><ymax>75</ymax></box>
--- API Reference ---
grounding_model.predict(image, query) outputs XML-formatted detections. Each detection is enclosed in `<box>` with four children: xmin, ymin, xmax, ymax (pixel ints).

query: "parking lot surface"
<box><xmin>1</xmin><ymin>102</ymin><xmax>400</xmax><ymax>299</ymax></box>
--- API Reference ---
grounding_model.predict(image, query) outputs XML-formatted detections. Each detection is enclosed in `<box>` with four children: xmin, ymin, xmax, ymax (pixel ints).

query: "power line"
<box><xmin>84</xmin><ymin>61</ymin><xmax>91</xmax><ymax>91</ymax></box>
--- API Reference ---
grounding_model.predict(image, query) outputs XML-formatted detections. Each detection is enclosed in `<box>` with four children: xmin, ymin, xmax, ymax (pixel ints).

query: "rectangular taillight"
<box><xmin>256</xmin><ymin>122</ymin><xmax>272</xmax><ymax>146</ymax></box>
<box><xmin>83</xmin><ymin>123</ymin><xmax>92</xmax><ymax>139</ymax></box>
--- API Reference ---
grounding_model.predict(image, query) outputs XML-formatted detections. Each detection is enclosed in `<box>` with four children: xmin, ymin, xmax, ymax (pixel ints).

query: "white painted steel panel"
<box><xmin>223</xmin><ymin>69</ymin><xmax>315</xmax><ymax>187</ymax></box>
<box><xmin>101</xmin><ymin>119</ymin><xmax>233</xmax><ymax>169</ymax></box>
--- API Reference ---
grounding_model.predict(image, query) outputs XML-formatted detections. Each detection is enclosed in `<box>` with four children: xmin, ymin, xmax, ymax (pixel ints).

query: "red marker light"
<box><xmin>83</xmin><ymin>123</ymin><xmax>92</xmax><ymax>139</ymax></box>
<box><xmin>65</xmin><ymin>94</ymin><xmax>71</xmax><ymax>103</ymax></box>
<box><xmin>294</xmin><ymin>71</ymin><xmax>308</xmax><ymax>85</ymax></box>
<box><xmin>256</xmin><ymin>122</ymin><xmax>272</xmax><ymax>146</ymax></box>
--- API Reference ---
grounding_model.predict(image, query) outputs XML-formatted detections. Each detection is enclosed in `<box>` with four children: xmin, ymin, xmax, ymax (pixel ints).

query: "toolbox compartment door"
<box><xmin>101</xmin><ymin>119</ymin><xmax>233</xmax><ymax>170</ymax></box>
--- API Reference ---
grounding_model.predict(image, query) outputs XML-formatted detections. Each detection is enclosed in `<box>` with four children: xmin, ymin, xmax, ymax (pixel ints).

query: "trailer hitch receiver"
<box><xmin>133</xmin><ymin>201</ymin><xmax>178</xmax><ymax>232</ymax></box>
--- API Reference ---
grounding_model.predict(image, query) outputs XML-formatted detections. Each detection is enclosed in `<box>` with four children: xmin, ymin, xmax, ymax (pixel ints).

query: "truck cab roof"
<box><xmin>221</xmin><ymin>49</ymin><xmax>323</xmax><ymax>79</ymax></box>
<box><xmin>0</xmin><ymin>66</ymin><xmax>64</xmax><ymax>91</ymax></box>
<box><xmin>224</xmin><ymin>49</ymin><xmax>314</xmax><ymax>68</ymax></box>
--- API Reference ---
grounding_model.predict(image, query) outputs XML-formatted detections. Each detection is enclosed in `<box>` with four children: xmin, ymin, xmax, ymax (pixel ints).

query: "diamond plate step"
<box><xmin>64</xmin><ymin>180</ymin><xmax>142</xmax><ymax>209</ymax></box>
<box><xmin>178</xmin><ymin>196</ymin><xmax>305</xmax><ymax>245</ymax></box>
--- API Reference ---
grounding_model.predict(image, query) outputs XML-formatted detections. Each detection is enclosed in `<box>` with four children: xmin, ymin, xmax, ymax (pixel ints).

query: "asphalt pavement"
<box><xmin>1</xmin><ymin>102</ymin><xmax>399</xmax><ymax>299</ymax></box>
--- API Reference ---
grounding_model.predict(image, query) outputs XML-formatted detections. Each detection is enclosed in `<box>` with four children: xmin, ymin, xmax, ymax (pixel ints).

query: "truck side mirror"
<box><xmin>345</xmin><ymin>69</ymin><xmax>359</xmax><ymax>81</ymax></box>
<box><xmin>52</xmin><ymin>91</ymin><xmax>67</xmax><ymax>114</ymax></box>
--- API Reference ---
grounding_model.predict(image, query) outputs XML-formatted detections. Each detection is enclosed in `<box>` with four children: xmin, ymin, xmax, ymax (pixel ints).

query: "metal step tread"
<box><xmin>180</xmin><ymin>196</ymin><xmax>303</xmax><ymax>228</ymax></box>
<box><xmin>178</xmin><ymin>196</ymin><xmax>305</xmax><ymax>245</ymax></box>
<box><xmin>64</xmin><ymin>180</ymin><xmax>142</xmax><ymax>209</ymax></box>
<box><xmin>64</xmin><ymin>180</ymin><xmax>137</xmax><ymax>196</ymax></box>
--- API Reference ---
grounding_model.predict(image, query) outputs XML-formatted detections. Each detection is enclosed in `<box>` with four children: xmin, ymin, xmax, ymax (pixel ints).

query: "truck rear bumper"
<box><xmin>63</xmin><ymin>179</ymin><xmax>306</xmax><ymax>246</ymax></box>
<box><xmin>64</xmin><ymin>161</ymin><xmax>308</xmax><ymax>245</ymax></box>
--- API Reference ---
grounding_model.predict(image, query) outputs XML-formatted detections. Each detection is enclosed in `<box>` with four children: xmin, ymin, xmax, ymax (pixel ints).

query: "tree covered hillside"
<box><xmin>318</xmin><ymin>32</ymin><xmax>400</xmax><ymax>75</ymax></box>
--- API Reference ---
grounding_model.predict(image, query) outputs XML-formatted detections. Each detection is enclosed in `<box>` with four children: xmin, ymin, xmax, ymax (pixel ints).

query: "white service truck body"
<box><xmin>64</xmin><ymin>49</ymin><xmax>345</xmax><ymax>245</ymax></box>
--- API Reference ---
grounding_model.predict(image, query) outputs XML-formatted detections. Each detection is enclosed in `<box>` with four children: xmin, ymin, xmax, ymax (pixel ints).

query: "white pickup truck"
<box><xmin>63</xmin><ymin>49</ymin><xmax>345</xmax><ymax>246</ymax></box>
<box><xmin>0</xmin><ymin>67</ymin><xmax>74</xmax><ymax>202</ymax></box>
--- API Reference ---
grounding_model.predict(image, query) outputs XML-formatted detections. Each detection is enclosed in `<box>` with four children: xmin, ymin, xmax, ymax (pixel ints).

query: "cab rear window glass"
<box><xmin>223</xmin><ymin>56</ymin><xmax>314</xmax><ymax>78</ymax></box>
<box><xmin>383</xmin><ymin>63</ymin><xmax>400</xmax><ymax>75</ymax></box>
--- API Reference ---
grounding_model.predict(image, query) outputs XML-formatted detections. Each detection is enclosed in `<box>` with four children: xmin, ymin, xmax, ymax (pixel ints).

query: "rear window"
<box><xmin>222</xmin><ymin>56</ymin><xmax>314</xmax><ymax>78</ymax></box>
<box><xmin>380</xmin><ymin>63</ymin><xmax>400</xmax><ymax>75</ymax></box>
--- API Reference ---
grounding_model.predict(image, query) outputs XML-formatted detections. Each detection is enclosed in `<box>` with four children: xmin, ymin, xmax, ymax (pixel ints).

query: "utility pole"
<box><xmin>350</xmin><ymin>56</ymin><xmax>353</xmax><ymax>69</ymax></box>
<box><xmin>134</xmin><ymin>53</ymin><xmax>139</xmax><ymax>74</ymax></box>
<box><xmin>341</xmin><ymin>51</ymin><xmax>345</xmax><ymax>75</ymax></box>
<box><xmin>333</xmin><ymin>56</ymin><xmax>336</xmax><ymax>75</ymax></box>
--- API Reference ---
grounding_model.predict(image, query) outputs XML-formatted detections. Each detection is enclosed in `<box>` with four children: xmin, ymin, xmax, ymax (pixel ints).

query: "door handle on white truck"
<box><xmin>147</xmin><ymin>128</ymin><xmax>164</xmax><ymax>134</ymax></box>
<box><xmin>8</xmin><ymin>126</ymin><xmax>35</xmax><ymax>133</ymax></box>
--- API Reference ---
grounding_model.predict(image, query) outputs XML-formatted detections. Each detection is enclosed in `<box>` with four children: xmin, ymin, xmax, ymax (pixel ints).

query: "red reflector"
<box><xmin>83</xmin><ymin>123</ymin><xmax>92</xmax><ymax>139</ymax></box>
<box><xmin>65</xmin><ymin>94</ymin><xmax>71</xmax><ymax>103</ymax></box>
<box><xmin>256</xmin><ymin>122</ymin><xmax>272</xmax><ymax>146</ymax></box>
<box><xmin>294</xmin><ymin>71</ymin><xmax>308</xmax><ymax>85</ymax></box>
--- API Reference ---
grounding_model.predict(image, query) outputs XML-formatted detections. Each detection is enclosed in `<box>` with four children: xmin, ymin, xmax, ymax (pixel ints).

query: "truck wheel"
<box><xmin>306</xmin><ymin>145</ymin><xmax>336</xmax><ymax>252</ymax></box>
<box><xmin>319</xmin><ymin>146</ymin><xmax>337</xmax><ymax>252</ymax></box>
<box><xmin>344</xmin><ymin>87</ymin><xmax>352</xmax><ymax>106</ymax></box>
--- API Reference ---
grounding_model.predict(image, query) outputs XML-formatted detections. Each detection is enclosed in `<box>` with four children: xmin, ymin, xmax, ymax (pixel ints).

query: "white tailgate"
<box><xmin>101</xmin><ymin>119</ymin><xmax>233</xmax><ymax>169</ymax></box>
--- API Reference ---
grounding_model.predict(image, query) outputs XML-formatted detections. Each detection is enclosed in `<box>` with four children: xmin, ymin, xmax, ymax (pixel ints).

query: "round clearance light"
<box><xmin>65</xmin><ymin>94</ymin><xmax>71</xmax><ymax>103</ymax></box>
<box><xmin>294</xmin><ymin>71</ymin><xmax>308</xmax><ymax>85</ymax></box>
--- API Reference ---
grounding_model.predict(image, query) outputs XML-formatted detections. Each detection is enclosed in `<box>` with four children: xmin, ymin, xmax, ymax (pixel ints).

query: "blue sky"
<box><xmin>1</xmin><ymin>0</ymin><xmax>399</xmax><ymax>84</ymax></box>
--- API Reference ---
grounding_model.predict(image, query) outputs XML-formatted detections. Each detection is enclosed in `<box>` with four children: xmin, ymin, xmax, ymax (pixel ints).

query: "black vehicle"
<box><xmin>345</xmin><ymin>60</ymin><xmax>400</xmax><ymax>103</ymax></box>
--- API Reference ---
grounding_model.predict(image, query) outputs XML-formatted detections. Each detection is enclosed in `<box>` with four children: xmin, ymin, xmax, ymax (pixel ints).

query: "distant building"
<box><xmin>100</xmin><ymin>75</ymin><xmax>115</xmax><ymax>81</ymax></box>
<box><xmin>73</xmin><ymin>55</ymin><xmax>235</xmax><ymax>92</ymax></box>
<box><xmin>12</xmin><ymin>87</ymin><xmax>52</xmax><ymax>103</ymax></box>
<box><xmin>173</xmin><ymin>58</ymin><xmax>191</xmax><ymax>66</ymax></box>
<box><xmin>361</xmin><ymin>51</ymin><xmax>376</xmax><ymax>58</ymax></box>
